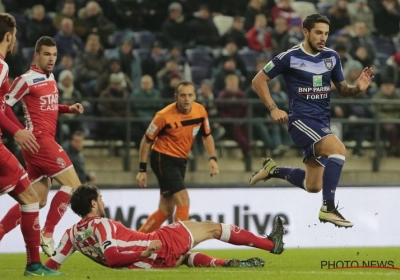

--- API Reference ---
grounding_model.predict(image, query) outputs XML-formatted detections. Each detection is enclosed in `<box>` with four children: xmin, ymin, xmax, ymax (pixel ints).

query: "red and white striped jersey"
<box><xmin>6</xmin><ymin>65</ymin><xmax>60</xmax><ymax>138</ymax></box>
<box><xmin>0</xmin><ymin>53</ymin><xmax>10</xmax><ymax>137</ymax></box>
<box><xmin>51</xmin><ymin>216</ymin><xmax>160</xmax><ymax>269</ymax></box>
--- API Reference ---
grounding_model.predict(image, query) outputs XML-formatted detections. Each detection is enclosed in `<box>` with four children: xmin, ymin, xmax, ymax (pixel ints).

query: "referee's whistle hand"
<box><xmin>136</xmin><ymin>172</ymin><xmax>147</xmax><ymax>188</ymax></box>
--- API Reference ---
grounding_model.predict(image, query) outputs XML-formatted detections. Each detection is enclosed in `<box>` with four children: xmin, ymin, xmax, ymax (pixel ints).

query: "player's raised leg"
<box><xmin>41</xmin><ymin>167</ymin><xmax>80</xmax><ymax>256</ymax></box>
<box><xmin>182</xmin><ymin>216</ymin><xmax>285</xmax><ymax>254</ymax></box>
<box><xmin>249</xmin><ymin>158</ymin><xmax>306</xmax><ymax>190</ymax></box>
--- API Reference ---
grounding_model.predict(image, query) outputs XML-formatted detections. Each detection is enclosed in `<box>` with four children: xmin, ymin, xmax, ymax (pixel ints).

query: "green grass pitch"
<box><xmin>1</xmin><ymin>247</ymin><xmax>399</xmax><ymax>280</ymax></box>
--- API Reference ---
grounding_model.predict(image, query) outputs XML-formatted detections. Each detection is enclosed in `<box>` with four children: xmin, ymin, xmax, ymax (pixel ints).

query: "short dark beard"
<box><xmin>307</xmin><ymin>38</ymin><xmax>320</xmax><ymax>54</ymax></box>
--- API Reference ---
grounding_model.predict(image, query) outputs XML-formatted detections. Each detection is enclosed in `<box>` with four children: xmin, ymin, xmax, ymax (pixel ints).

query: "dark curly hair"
<box><xmin>303</xmin><ymin>14</ymin><xmax>330</xmax><ymax>32</ymax></box>
<box><xmin>0</xmin><ymin>13</ymin><xmax>16</xmax><ymax>43</ymax></box>
<box><xmin>70</xmin><ymin>184</ymin><xmax>99</xmax><ymax>217</ymax></box>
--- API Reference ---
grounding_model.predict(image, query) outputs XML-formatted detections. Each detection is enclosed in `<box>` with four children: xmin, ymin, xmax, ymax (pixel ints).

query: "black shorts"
<box><xmin>150</xmin><ymin>150</ymin><xmax>187</xmax><ymax>197</ymax></box>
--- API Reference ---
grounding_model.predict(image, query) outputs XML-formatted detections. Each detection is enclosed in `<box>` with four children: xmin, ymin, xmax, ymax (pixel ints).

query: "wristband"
<box><xmin>139</xmin><ymin>162</ymin><xmax>147</xmax><ymax>172</ymax></box>
<box><xmin>209</xmin><ymin>156</ymin><xmax>217</xmax><ymax>162</ymax></box>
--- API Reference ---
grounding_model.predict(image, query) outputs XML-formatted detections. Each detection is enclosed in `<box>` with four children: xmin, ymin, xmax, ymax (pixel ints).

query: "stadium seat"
<box><xmin>133</xmin><ymin>31</ymin><xmax>156</xmax><ymax>49</ymax></box>
<box><xmin>185</xmin><ymin>48</ymin><xmax>212</xmax><ymax>70</ymax></box>
<box><xmin>291</xmin><ymin>2</ymin><xmax>318</xmax><ymax>20</ymax></box>
<box><xmin>238</xmin><ymin>48</ymin><xmax>260</xmax><ymax>73</ymax></box>
<box><xmin>190</xmin><ymin>66</ymin><xmax>210</xmax><ymax>86</ymax></box>
<box><xmin>213</xmin><ymin>15</ymin><xmax>234</xmax><ymax>36</ymax></box>
<box><xmin>22</xmin><ymin>47</ymin><xmax>35</xmax><ymax>63</ymax></box>
<box><xmin>108</xmin><ymin>30</ymin><xmax>135</xmax><ymax>47</ymax></box>
<box><xmin>316</xmin><ymin>2</ymin><xmax>335</xmax><ymax>15</ymax></box>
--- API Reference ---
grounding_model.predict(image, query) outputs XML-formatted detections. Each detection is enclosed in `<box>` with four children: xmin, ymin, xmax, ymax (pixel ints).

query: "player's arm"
<box><xmin>45</xmin><ymin>229</ymin><xmax>76</xmax><ymax>270</ymax></box>
<box><xmin>136</xmin><ymin>114</ymin><xmax>164</xmax><ymax>187</ymax></box>
<box><xmin>252</xmin><ymin>59</ymin><xmax>288</xmax><ymax>123</ymax></box>
<box><xmin>200</xmin><ymin>110</ymin><xmax>219</xmax><ymax>176</ymax></box>
<box><xmin>334</xmin><ymin>67</ymin><xmax>374</xmax><ymax>97</ymax></box>
<box><xmin>58</xmin><ymin>103</ymin><xmax>84</xmax><ymax>114</ymax></box>
<box><xmin>97</xmin><ymin>220</ymin><xmax>161</xmax><ymax>267</ymax></box>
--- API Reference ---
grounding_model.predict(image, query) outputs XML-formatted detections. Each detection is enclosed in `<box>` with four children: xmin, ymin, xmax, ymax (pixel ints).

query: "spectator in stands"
<box><xmin>141</xmin><ymin>41</ymin><xmax>166</xmax><ymax>88</ymax></box>
<box><xmin>57</xmin><ymin>69</ymin><xmax>86</xmax><ymax>138</ymax></box>
<box><xmin>98</xmin><ymin>73</ymin><xmax>130</xmax><ymax>140</ymax></box>
<box><xmin>107</xmin><ymin>36</ymin><xmax>142</xmax><ymax>91</ymax></box>
<box><xmin>246</xmin><ymin>14</ymin><xmax>273</xmax><ymax>53</ymax></box>
<box><xmin>54</xmin><ymin>18</ymin><xmax>84</xmax><ymax>59</ymax></box>
<box><xmin>114</xmin><ymin>0</ymin><xmax>145</xmax><ymax>30</ymax></box>
<box><xmin>130</xmin><ymin>75</ymin><xmax>163</xmax><ymax>145</ymax></box>
<box><xmin>271</xmin><ymin>17</ymin><xmax>289</xmax><ymax>56</ymax></box>
<box><xmin>212</xmin><ymin>40</ymin><xmax>247</xmax><ymax>80</ymax></box>
<box><xmin>62</xmin><ymin>131</ymin><xmax>94</xmax><ymax>184</ymax></box>
<box><xmin>97</xmin><ymin>58</ymin><xmax>133</xmax><ymax>94</ymax></box>
<box><xmin>327</xmin><ymin>0</ymin><xmax>351</xmax><ymax>35</ymax></box>
<box><xmin>53</xmin><ymin>0</ymin><xmax>88</xmax><ymax>39</ymax></box>
<box><xmin>5</xmin><ymin>39</ymin><xmax>27</xmax><ymax>79</ymax></box>
<box><xmin>373</xmin><ymin>0</ymin><xmax>400</xmax><ymax>39</ymax></box>
<box><xmin>348</xmin><ymin>21</ymin><xmax>376</xmax><ymax>67</ymax></box>
<box><xmin>212</xmin><ymin>57</ymin><xmax>244</xmax><ymax>94</ymax></box>
<box><xmin>141</xmin><ymin>1</ymin><xmax>170</xmax><ymax>32</ymax></box>
<box><xmin>348</xmin><ymin>0</ymin><xmax>375</xmax><ymax>33</ymax></box>
<box><xmin>221</xmin><ymin>16</ymin><xmax>247</xmax><ymax>50</ymax></box>
<box><xmin>53</xmin><ymin>54</ymin><xmax>76</xmax><ymax>80</ymax></box>
<box><xmin>25</xmin><ymin>4</ymin><xmax>56</xmax><ymax>47</ymax></box>
<box><xmin>244</xmin><ymin>0</ymin><xmax>266</xmax><ymax>31</ymax></box>
<box><xmin>270</xmin><ymin>0</ymin><xmax>302</xmax><ymax>29</ymax></box>
<box><xmin>164</xmin><ymin>45</ymin><xmax>192</xmax><ymax>82</ymax></box>
<box><xmin>161</xmin><ymin>72</ymin><xmax>182</xmax><ymax>101</ymax></box>
<box><xmin>333</xmin><ymin>42</ymin><xmax>354</xmax><ymax>69</ymax></box>
<box><xmin>196</xmin><ymin>79</ymin><xmax>225</xmax><ymax>143</ymax></box>
<box><xmin>75</xmin><ymin>34</ymin><xmax>108</xmax><ymax>96</ymax></box>
<box><xmin>157</xmin><ymin>58</ymin><xmax>183</xmax><ymax>94</ymax></box>
<box><xmin>246</xmin><ymin>78</ymin><xmax>289</xmax><ymax>157</ymax></box>
<box><xmin>371</xmin><ymin>77</ymin><xmax>400</xmax><ymax>156</ymax></box>
<box><xmin>161</xmin><ymin>2</ymin><xmax>193</xmax><ymax>49</ymax></box>
<box><xmin>342</xmin><ymin>61</ymin><xmax>374</xmax><ymax>156</ymax></box>
<box><xmin>79</xmin><ymin>1</ymin><xmax>116</xmax><ymax>47</ymax></box>
<box><xmin>218</xmin><ymin>74</ymin><xmax>251</xmax><ymax>171</ymax></box>
<box><xmin>190</xmin><ymin>4</ymin><xmax>219</xmax><ymax>48</ymax></box>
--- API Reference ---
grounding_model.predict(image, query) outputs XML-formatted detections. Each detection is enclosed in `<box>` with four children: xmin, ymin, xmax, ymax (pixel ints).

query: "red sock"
<box><xmin>0</xmin><ymin>203</ymin><xmax>21</xmax><ymax>236</ymax></box>
<box><xmin>218</xmin><ymin>224</ymin><xmax>274</xmax><ymax>251</ymax></box>
<box><xmin>186</xmin><ymin>252</ymin><xmax>227</xmax><ymax>267</ymax></box>
<box><xmin>42</xmin><ymin>186</ymin><xmax>72</xmax><ymax>235</ymax></box>
<box><xmin>20</xmin><ymin>203</ymin><xmax>41</xmax><ymax>265</ymax></box>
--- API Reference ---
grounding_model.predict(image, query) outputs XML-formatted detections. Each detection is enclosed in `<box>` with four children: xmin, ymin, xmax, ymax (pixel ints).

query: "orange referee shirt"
<box><xmin>145</xmin><ymin>102</ymin><xmax>211</xmax><ymax>158</ymax></box>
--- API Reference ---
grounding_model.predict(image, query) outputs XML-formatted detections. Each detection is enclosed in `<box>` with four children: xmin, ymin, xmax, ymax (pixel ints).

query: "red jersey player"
<box><xmin>0</xmin><ymin>36</ymin><xmax>84</xmax><ymax>257</ymax></box>
<box><xmin>0</xmin><ymin>13</ymin><xmax>62</xmax><ymax>276</ymax></box>
<box><xmin>46</xmin><ymin>184</ymin><xmax>284</xmax><ymax>271</ymax></box>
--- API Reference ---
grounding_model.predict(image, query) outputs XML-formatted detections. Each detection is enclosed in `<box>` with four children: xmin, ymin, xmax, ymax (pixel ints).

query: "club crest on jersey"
<box><xmin>323</xmin><ymin>58</ymin><xmax>333</xmax><ymax>70</ymax></box>
<box><xmin>57</xmin><ymin>157</ymin><xmax>66</xmax><ymax>168</ymax></box>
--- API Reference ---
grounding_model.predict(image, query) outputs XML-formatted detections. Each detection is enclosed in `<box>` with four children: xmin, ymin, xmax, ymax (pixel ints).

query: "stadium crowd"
<box><xmin>2</xmin><ymin>0</ymin><xmax>400</xmax><ymax>161</ymax></box>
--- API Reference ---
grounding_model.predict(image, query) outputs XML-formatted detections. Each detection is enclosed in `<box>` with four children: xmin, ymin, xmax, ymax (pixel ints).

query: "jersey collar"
<box><xmin>30</xmin><ymin>65</ymin><xmax>52</xmax><ymax>76</ymax></box>
<box><xmin>300</xmin><ymin>43</ymin><xmax>320</xmax><ymax>57</ymax></box>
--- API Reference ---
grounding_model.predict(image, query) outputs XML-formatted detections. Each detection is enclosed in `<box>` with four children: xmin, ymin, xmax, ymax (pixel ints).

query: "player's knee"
<box><xmin>305</xmin><ymin>184</ymin><xmax>322</xmax><ymax>193</ymax></box>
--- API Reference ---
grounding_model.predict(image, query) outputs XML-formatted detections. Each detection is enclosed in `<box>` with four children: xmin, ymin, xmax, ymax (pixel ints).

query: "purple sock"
<box><xmin>271</xmin><ymin>167</ymin><xmax>305</xmax><ymax>190</ymax></box>
<box><xmin>322</xmin><ymin>155</ymin><xmax>345</xmax><ymax>210</ymax></box>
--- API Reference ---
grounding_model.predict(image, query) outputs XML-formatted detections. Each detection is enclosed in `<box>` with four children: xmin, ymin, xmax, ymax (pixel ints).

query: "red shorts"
<box><xmin>0</xmin><ymin>143</ymin><xmax>30</xmax><ymax>195</ymax></box>
<box><xmin>152</xmin><ymin>222</ymin><xmax>193</xmax><ymax>268</ymax></box>
<box><xmin>22</xmin><ymin>137</ymin><xmax>72</xmax><ymax>183</ymax></box>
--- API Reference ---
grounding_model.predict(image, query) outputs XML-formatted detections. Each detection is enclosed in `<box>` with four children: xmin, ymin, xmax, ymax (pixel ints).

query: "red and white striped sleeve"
<box><xmin>0</xmin><ymin>62</ymin><xmax>8</xmax><ymax>86</ymax></box>
<box><xmin>45</xmin><ymin>228</ymin><xmax>76</xmax><ymax>270</ymax></box>
<box><xmin>5</xmin><ymin>76</ymin><xmax>29</xmax><ymax>106</ymax></box>
<box><xmin>95</xmin><ymin>219</ymin><xmax>144</xmax><ymax>268</ymax></box>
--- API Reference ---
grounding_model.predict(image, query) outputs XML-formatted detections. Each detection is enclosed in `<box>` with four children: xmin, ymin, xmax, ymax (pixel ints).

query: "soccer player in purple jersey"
<box><xmin>250</xmin><ymin>14</ymin><xmax>374</xmax><ymax>228</ymax></box>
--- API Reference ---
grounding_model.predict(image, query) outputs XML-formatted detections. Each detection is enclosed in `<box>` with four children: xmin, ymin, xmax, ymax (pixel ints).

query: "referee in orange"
<box><xmin>136</xmin><ymin>81</ymin><xmax>219</xmax><ymax>233</ymax></box>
